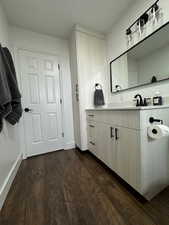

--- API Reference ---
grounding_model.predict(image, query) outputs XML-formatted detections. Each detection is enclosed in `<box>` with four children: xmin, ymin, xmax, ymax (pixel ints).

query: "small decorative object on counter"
<box><xmin>151</xmin><ymin>76</ymin><xmax>157</xmax><ymax>83</ymax></box>
<box><xmin>94</xmin><ymin>83</ymin><xmax>105</xmax><ymax>106</ymax></box>
<box><xmin>153</xmin><ymin>91</ymin><xmax>163</xmax><ymax>105</ymax></box>
<box><xmin>126</xmin><ymin>0</ymin><xmax>164</xmax><ymax>49</ymax></box>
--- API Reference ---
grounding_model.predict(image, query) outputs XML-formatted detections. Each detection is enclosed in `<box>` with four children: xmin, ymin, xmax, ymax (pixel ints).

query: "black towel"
<box><xmin>0</xmin><ymin>118</ymin><xmax>3</xmax><ymax>133</ymax></box>
<box><xmin>94</xmin><ymin>89</ymin><xmax>105</xmax><ymax>106</ymax></box>
<box><xmin>0</xmin><ymin>46</ymin><xmax>12</xmax><ymax>120</ymax></box>
<box><xmin>1</xmin><ymin>47</ymin><xmax>23</xmax><ymax>125</ymax></box>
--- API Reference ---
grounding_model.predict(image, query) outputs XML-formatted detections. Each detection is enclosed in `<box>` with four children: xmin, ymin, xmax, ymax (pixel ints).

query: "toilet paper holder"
<box><xmin>149</xmin><ymin>117</ymin><xmax>163</xmax><ymax>124</ymax></box>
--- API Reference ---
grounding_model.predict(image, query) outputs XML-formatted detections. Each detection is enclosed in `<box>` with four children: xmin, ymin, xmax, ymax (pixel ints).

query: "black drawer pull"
<box><xmin>115</xmin><ymin>128</ymin><xmax>119</xmax><ymax>140</ymax></box>
<box><xmin>110</xmin><ymin>127</ymin><xmax>114</xmax><ymax>138</ymax></box>
<box><xmin>89</xmin><ymin>141</ymin><xmax>95</xmax><ymax>146</ymax></box>
<box><xmin>88</xmin><ymin>114</ymin><xmax>94</xmax><ymax>117</ymax></box>
<box><xmin>89</xmin><ymin>125</ymin><xmax>95</xmax><ymax>128</ymax></box>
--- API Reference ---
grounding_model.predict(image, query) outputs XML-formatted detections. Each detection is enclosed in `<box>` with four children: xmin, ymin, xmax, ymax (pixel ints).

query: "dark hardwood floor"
<box><xmin>0</xmin><ymin>149</ymin><xmax>169</xmax><ymax>225</ymax></box>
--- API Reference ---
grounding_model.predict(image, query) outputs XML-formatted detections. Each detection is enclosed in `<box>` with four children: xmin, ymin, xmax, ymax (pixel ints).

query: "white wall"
<box><xmin>128</xmin><ymin>56</ymin><xmax>138</xmax><ymax>87</ymax></box>
<box><xmin>0</xmin><ymin>2</ymin><xmax>21</xmax><ymax>209</ymax></box>
<box><xmin>9</xmin><ymin>26</ymin><xmax>75</xmax><ymax>151</ymax></box>
<box><xmin>106</xmin><ymin>0</ymin><xmax>169</xmax><ymax>104</ymax></box>
<box><xmin>138</xmin><ymin>44</ymin><xmax>169</xmax><ymax>84</ymax></box>
<box><xmin>111</xmin><ymin>54</ymin><xmax>128</xmax><ymax>91</ymax></box>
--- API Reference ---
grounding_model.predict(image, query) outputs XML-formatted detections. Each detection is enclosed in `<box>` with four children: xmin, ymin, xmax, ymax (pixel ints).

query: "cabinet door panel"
<box><xmin>116</xmin><ymin>127</ymin><xmax>140</xmax><ymax>190</ymax></box>
<box><xmin>128</xmin><ymin>130</ymin><xmax>140</xmax><ymax>191</ymax></box>
<box><xmin>116</xmin><ymin>127</ymin><xmax>129</xmax><ymax>182</ymax></box>
<box><xmin>96</xmin><ymin>123</ymin><xmax>116</xmax><ymax>170</ymax></box>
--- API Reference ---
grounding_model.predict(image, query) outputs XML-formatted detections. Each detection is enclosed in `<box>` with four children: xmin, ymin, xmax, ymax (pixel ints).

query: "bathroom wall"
<box><xmin>0</xmin><ymin>2</ymin><xmax>21</xmax><ymax>210</ymax></box>
<box><xmin>111</xmin><ymin>54</ymin><xmax>128</xmax><ymax>91</ymax></box>
<box><xmin>9</xmin><ymin>26</ymin><xmax>75</xmax><ymax>152</ymax></box>
<box><xmin>138</xmin><ymin>44</ymin><xmax>169</xmax><ymax>84</ymax></box>
<box><xmin>106</xmin><ymin>0</ymin><xmax>169</xmax><ymax>104</ymax></box>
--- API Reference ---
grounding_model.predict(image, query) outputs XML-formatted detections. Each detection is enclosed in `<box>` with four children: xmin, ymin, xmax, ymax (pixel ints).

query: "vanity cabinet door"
<box><xmin>96</xmin><ymin>123</ymin><xmax>116</xmax><ymax>171</ymax></box>
<box><xmin>116</xmin><ymin>127</ymin><xmax>140</xmax><ymax>191</ymax></box>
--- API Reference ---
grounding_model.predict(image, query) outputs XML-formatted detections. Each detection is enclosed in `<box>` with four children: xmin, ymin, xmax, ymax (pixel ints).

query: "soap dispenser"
<box><xmin>153</xmin><ymin>91</ymin><xmax>163</xmax><ymax>106</ymax></box>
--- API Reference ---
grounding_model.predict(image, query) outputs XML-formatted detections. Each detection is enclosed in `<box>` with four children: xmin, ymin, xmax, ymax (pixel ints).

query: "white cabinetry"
<box><xmin>96</xmin><ymin>123</ymin><xmax>115</xmax><ymax>168</ymax></box>
<box><xmin>86</xmin><ymin>108</ymin><xmax>169</xmax><ymax>200</ymax></box>
<box><xmin>69</xmin><ymin>26</ymin><xmax>107</xmax><ymax>151</ymax></box>
<box><xmin>115</xmin><ymin>127</ymin><xmax>140</xmax><ymax>190</ymax></box>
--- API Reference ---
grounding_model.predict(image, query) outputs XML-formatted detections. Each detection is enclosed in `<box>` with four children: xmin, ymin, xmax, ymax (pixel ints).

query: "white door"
<box><xmin>19</xmin><ymin>50</ymin><xmax>63</xmax><ymax>157</ymax></box>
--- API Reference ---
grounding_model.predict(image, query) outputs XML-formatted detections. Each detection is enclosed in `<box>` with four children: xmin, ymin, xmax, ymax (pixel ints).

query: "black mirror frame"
<box><xmin>110</xmin><ymin>21</ymin><xmax>169</xmax><ymax>94</ymax></box>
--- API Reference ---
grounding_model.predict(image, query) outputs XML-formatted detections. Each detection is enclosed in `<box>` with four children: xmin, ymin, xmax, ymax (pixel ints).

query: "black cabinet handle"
<box><xmin>89</xmin><ymin>141</ymin><xmax>95</xmax><ymax>146</ymax></box>
<box><xmin>24</xmin><ymin>108</ymin><xmax>32</xmax><ymax>112</ymax></box>
<box><xmin>88</xmin><ymin>114</ymin><xmax>94</xmax><ymax>117</ymax></box>
<box><xmin>110</xmin><ymin>127</ymin><xmax>114</xmax><ymax>138</ymax></box>
<box><xmin>115</xmin><ymin>128</ymin><xmax>119</xmax><ymax>140</ymax></box>
<box><xmin>89</xmin><ymin>125</ymin><xmax>95</xmax><ymax>128</ymax></box>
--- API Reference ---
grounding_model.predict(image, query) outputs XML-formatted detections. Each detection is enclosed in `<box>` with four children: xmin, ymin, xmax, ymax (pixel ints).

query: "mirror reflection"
<box><xmin>110</xmin><ymin>22</ymin><xmax>169</xmax><ymax>93</ymax></box>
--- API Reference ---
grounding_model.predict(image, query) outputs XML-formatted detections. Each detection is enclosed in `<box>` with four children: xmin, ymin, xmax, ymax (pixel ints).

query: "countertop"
<box><xmin>86</xmin><ymin>105</ymin><xmax>169</xmax><ymax>111</ymax></box>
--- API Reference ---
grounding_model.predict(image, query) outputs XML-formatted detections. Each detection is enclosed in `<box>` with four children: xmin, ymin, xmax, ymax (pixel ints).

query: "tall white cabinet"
<box><xmin>69</xmin><ymin>25</ymin><xmax>108</xmax><ymax>150</ymax></box>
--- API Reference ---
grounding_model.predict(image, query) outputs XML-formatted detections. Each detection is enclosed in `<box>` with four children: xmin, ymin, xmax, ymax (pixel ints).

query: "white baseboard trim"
<box><xmin>0</xmin><ymin>153</ymin><xmax>22</xmax><ymax>211</ymax></box>
<box><xmin>64</xmin><ymin>142</ymin><xmax>75</xmax><ymax>150</ymax></box>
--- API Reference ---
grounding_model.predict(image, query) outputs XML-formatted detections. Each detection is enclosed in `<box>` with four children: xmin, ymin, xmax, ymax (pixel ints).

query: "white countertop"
<box><xmin>86</xmin><ymin>105</ymin><xmax>169</xmax><ymax>111</ymax></box>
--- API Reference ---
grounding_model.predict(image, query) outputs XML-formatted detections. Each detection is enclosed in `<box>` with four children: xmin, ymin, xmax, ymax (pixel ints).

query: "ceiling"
<box><xmin>2</xmin><ymin>0</ymin><xmax>135</xmax><ymax>39</ymax></box>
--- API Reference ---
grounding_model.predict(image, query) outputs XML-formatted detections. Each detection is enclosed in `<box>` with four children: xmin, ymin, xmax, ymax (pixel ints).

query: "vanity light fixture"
<box><xmin>126</xmin><ymin>0</ymin><xmax>163</xmax><ymax>48</ymax></box>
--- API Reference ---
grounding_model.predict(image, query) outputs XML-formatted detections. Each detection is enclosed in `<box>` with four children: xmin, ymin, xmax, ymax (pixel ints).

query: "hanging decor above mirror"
<box><xmin>126</xmin><ymin>0</ymin><xmax>164</xmax><ymax>49</ymax></box>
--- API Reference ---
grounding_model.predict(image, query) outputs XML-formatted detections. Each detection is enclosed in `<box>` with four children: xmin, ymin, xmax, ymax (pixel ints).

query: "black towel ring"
<box><xmin>95</xmin><ymin>83</ymin><xmax>102</xmax><ymax>90</ymax></box>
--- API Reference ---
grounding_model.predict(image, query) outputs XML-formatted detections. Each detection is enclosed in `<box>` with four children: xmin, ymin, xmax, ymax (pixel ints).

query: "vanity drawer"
<box><xmin>87</xmin><ymin>111</ymin><xmax>97</xmax><ymax>121</ymax></box>
<box><xmin>87</xmin><ymin>123</ymin><xmax>96</xmax><ymax>138</ymax></box>
<box><xmin>87</xmin><ymin>121</ymin><xmax>97</xmax><ymax>155</ymax></box>
<box><xmin>87</xmin><ymin>110</ymin><xmax>140</xmax><ymax>129</ymax></box>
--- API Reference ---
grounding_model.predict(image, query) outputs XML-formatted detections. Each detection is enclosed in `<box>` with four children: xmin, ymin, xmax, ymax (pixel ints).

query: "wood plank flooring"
<box><xmin>0</xmin><ymin>149</ymin><xmax>169</xmax><ymax>225</ymax></box>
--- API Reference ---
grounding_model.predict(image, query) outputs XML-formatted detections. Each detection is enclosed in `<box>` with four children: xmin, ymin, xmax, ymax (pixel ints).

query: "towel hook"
<box><xmin>95</xmin><ymin>83</ymin><xmax>102</xmax><ymax>90</ymax></box>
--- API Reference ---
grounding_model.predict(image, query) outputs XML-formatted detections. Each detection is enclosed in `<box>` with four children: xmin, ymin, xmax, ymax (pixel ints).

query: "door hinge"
<box><xmin>60</xmin><ymin>99</ymin><xmax>62</xmax><ymax>104</ymax></box>
<box><xmin>62</xmin><ymin>132</ymin><xmax>64</xmax><ymax>137</ymax></box>
<box><xmin>58</xmin><ymin>64</ymin><xmax>60</xmax><ymax>70</ymax></box>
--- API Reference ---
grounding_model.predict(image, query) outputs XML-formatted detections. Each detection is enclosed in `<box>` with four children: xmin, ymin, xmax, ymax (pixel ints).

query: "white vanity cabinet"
<box><xmin>115</xmin><ymin>126</ymin><xmax>140</xmax><ymax>191</ymax></box>
<box><xmin>86</xmin><ymin>107</ymin><xmax>169</xmax><ymax>200</ymax></box>
<box><xmin>87</xmin><ymin>121</ymin><xmax>97</xmax><ymax>156</ymax></box>
<box><xmin>96</xmin><ymin>122</ymin><xmax>116</xmax><ymax>170</ymax></box>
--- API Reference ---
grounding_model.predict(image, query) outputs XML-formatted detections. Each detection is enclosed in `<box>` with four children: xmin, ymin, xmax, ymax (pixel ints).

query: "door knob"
<box><xmin>24</xmin><ymin>108</ymin><xmax>32</xmax><ymax>112</ymax></box>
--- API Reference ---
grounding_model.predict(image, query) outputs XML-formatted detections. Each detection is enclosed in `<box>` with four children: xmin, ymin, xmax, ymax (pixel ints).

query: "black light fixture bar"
<box><xmin>126</xmin><ymin>0</ymin><xmax>160</xmax><ymax>34</ymax></box>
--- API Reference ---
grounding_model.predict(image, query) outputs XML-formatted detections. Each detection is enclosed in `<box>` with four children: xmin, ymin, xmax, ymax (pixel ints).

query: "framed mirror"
<box><xmin>110</xmin><ymin>21</ymin><xmax>169</xmax><ymax>93</ymax></box>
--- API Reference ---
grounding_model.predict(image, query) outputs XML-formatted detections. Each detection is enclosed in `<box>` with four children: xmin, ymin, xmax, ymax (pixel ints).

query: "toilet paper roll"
<box><xmin>148</xmin><ymin>125</ymin><xmax>169</xmax><ymax>140</ymax></box>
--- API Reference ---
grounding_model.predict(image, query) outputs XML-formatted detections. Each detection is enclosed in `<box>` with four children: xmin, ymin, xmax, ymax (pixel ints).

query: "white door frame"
<box><xmin>13</xmin><ymin>47</ymin><xmax>65</xmax><ymax>159</ymax></box>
